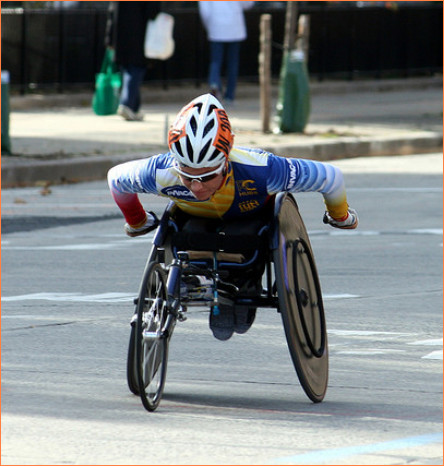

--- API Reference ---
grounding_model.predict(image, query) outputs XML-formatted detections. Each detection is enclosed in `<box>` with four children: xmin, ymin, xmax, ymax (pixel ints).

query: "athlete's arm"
<box><xmin>107</xmin><ymin>157</ymin><xmax>160</xmax><ymax>228</ymax></box>
<box><xmin>266</xmin><ymin>155</ymin><xmax>358</xmax><ymax>227</ymax></box>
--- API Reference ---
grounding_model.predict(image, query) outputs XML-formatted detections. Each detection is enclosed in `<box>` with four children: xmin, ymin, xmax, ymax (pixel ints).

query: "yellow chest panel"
<box><xmin>173</xmin><ymin>174</ymin><xmax>235</xmax><ymax>218</ymax></box>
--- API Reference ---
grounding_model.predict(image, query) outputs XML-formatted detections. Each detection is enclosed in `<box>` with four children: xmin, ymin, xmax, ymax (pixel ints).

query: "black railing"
<box><xmin>1</xmin><ymin>3</ymin><xmax>442</xmax><ymax>94</ymax></box>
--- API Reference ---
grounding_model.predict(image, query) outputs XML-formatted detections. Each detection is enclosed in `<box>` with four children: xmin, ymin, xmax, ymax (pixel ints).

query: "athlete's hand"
<box><xmin>323</xmin><ymin>208</ymin><xmax>358</xmax><ymax>229</ymax></box>
<box><xmin>124</xmin><ymin>211</ymin><xmax>159</xmax><ymax>237</ymax></box>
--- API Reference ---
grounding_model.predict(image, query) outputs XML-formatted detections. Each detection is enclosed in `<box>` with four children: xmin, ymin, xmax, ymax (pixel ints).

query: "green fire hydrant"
<box><xmin>276</xmin><ymin>50</ymin><xmax>310</xmax><ymax>133</ymax></box>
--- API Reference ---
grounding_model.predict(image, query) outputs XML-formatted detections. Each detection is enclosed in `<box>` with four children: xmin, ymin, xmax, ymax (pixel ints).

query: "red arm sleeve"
<box><xmin>110</xmin><ymin>190</ymin><xmax>147</xmax><ymax>228</ymax></box>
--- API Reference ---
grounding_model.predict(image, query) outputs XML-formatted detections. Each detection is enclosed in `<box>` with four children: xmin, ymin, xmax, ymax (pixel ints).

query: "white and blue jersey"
<box><xmin>108</xmin><ymin>147</ymin><xmax>349</xmax><ymax>223</ymax></box>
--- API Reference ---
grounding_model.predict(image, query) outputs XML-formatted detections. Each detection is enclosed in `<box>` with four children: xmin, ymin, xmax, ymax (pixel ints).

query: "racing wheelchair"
<box><xmin>126</xmin><ymin>192</ymin><xmax>328</xmax><ymax>412</ymax></box>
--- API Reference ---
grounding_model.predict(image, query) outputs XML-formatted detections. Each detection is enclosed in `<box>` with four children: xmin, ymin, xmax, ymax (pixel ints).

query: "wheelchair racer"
<box><xmin>108</xmin><ymin>93</ymin><xmax>358</xmax><ymax>340</ymax></box>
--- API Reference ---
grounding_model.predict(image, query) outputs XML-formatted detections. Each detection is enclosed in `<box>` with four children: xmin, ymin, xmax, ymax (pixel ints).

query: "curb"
<box><xmin>2</xmin><ymin>133</ymin><xmax>441</xmax><ymax>188</ymax></box>
<box><xmin>262</xmin><ymin>132</ymin><xmax>443</xmax><ymax>160</ymax></box>
<box><xmin>9</xmin><ymin>76</ymin><xmax>443</xmax><ymax>111</ymax></box>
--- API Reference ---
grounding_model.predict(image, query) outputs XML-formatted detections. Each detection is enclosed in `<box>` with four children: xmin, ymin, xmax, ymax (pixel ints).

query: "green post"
<box><xmin>276</xmin><ymin>50</ymin><xmax>310</xmax><ymax>133</ymax></box>
<box><xmin>1</xmin><ymin>70</ymin><xmax>11</xmax><ymax>155</ymax></box>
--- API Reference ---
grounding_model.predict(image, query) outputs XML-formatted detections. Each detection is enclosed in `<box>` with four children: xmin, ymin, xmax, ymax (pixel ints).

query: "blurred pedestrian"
<box><xmin>105</xmin><ymin>1</ymin><xmax>161</xmax><ymax>121</ymax></box>
<box><xmin>199</xmin><ymin>1</ymin><xmax>254</xmax><ymax>104</ymax></box>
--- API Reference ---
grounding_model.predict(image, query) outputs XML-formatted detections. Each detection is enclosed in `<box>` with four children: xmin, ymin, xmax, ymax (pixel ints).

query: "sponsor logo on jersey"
<box><xmin>239</xmin><ymin>199</ymin><xmax>260</xmax><ymax>213</ymax></box>
<box><xmin>236</xmin><ymin>179</ymin><xmax>258</xmax><ymax>196</ymax></box>
<box><xmin>286</xmin><ymin>160</ymin><xmax>297</xmax><ymax>190</ymax></box>
<box><xmin>161</xmin><ymin>185</ymin><xmax>195</xmax><ymax>199</ymax></box>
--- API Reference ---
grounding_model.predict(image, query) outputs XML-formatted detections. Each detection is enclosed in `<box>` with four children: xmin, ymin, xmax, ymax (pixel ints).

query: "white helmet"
<box><xmin>168</xmin><ymin>94</ymin><xmax>234</xmax><ymax>168</ymax></box>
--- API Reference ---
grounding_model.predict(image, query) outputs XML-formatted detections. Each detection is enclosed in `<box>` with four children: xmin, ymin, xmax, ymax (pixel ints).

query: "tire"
<box><xmin>135</xmin><ymin>261</ymin><xmax>169</xmax><ymax>411</ymax></box>
<box><xmin>273</xmin><ymin>194</ymin><xmax>328</xmax><ymax>403</ymax></box>
<box><xmin>126</xmin><ymin>324</ymin><xmax>139</xmax><ymax>395</ymax></box>
<box><xmin>127</xmin><ymin>246</ymin><xmax>162</xmax><ymax>397</ymax></box>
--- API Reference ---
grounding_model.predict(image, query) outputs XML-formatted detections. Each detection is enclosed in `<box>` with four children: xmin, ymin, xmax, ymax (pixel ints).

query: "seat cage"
<box><xmin>148</xmin><ymin>195</ymin><xmax>292</xmax><ymax>310</ymax></box>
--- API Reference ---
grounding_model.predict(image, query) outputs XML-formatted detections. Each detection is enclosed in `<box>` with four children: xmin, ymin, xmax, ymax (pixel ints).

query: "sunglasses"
<box><xmin>175</xmin><ymin>163</ymin><xmax>226</xmax><ymax>183</ymax></box>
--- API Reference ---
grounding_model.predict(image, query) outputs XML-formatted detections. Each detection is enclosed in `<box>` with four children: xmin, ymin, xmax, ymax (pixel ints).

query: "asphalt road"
<box><xmin>1</xmin><ymin>153</ymin><xmax>442</xmax><ymax>465</ymax></box>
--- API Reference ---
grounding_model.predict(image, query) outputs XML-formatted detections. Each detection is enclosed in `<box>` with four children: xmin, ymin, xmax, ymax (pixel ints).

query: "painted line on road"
<box><xmin>3</xmin><ymin>230</ymin><xmax>441</xmax><ymax>247</ymax></box>
<box><xmin>1</xmin><ymin>292</ymin><xmax>135</xmax><ymax>303</ymax></box>
<box><xmin>349</xmin><ymin>187</ymin><xmax>442</xmax><ymax>192</ymax></box>
<box><xmin>3</xmin><ymin>293</ymin><xmax>442</xmax><ymax>360</ymax></box>
<box><xmin>409</xmin><ymin>338</ymin><xmax>443</xmax><ymax>360</ymax></box>
<box><xmin>409</xmin><ymin>338</ymin><xmax>443</xmax><ymax>346</ymax></box>
<box><xmin>422</xmin><ymin>350</ymin><xmax>443</xmax><ymax>360</ymax></box>
<box><xmin>2</xmin><ymin>237</ymin><xmax>154</xmax><ymax>251</ymax></box>
<box><xmin>2</xmin><ymin>292</ymin><xmax>358</xmax><ymax>303</ymax></box>
<box><xmin>271</xmin><ymin>432</ymin><xmax>443</xmax><ymax>465</ymax></box>
<box><xmin>310</xmin><ymin>228</ymin><xmax>442</xmax><ymax>237</ymax></box>
<box><xmin>334</xmin><ymin>349</ymin><xmax>406</xmax><ymax>355</ymax></box>
<box><xmin>324</xmin><ymin>293</ymin><xmax>360</xmax><ymax>299</ymax></box>
<box><xmin>328</xmin><ymin>330</ymin><xmax>443</xmax><ymax>359</ymax></box>
<box><xmin>2</xmin><ymin>243</ymin><xmax>127</xmax><ymax>251</ymax></box>
<box><xmin>329</xmin><ymin>329</ymin><xmax>410</xmax><ymax>336</ymax></box>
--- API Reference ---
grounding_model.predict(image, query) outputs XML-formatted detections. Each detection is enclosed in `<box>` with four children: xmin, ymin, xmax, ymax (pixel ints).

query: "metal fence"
<box><xmin>1</xmin><ymin>3</ymin><xmax>442</xmax><ymax>94</ymax></box>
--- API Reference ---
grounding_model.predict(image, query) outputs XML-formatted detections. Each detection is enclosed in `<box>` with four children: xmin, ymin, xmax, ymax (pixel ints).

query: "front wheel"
<box><xmin>135</xmin><ymin>262</ymin><xmax>169</xmax><ymax>411</ymax></box>
<box><xmin>126</xmin><ymin>324</ymin><xmax>139</xmax><ymax>395</ymax></box>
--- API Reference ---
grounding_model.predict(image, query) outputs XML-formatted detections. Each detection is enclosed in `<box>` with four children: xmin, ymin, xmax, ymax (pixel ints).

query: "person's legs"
<box><xmin>224</xmin><ymin>41</ymin><xmax>240</xmax><ymax>102</ymax></box>
<box><xmin>209</xmin><ymin>305</ymin><xmax>235</xmax><ymax>341</ymax></box>
<box><xmin>215</xmin><ymin>215</ymin><xmax>267</xmax><ymax>337</ymax></box>
<box><xmin>233</xmin><ymin>306</ymin><xmax>257</xmax><ymax>334</ymax></box>
<box><xmin>119</xmin><ymin>64</ymin><xmax>146</xmax><ymax>119</ymax></box>
<box><xmin>178</xmin><ymin>216</ymin><xmax>235</xmax><ymax>341</ymax></box>
<box><xmin>176</xmin><ymin>215</ymin><xmax>266</xmax><ymax>340</ymax></box>
<box><xmin>208</xmin><ymin>41</ymin><xmax>224</xmax><ymax>98</ymax></box>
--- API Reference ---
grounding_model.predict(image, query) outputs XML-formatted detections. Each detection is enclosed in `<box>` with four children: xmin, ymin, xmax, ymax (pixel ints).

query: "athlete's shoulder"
<box><xmin>136</xmin><ymin>152</ymin><xmax>176</xmax><ymax>181</ymax></box>
<box><xmin>149</xmin><ymin>152</ymin><xmax>176</xmax><ymax>169</ymax></box>
<box><xmin>229</xmin><ymin>146</ymin><xmax>273</xmax><ymax>167</ymax></box>
<box><xmin>109</xmin><ymin>152</ymin><xmax>175</xmax><ymax>193</ymax></box>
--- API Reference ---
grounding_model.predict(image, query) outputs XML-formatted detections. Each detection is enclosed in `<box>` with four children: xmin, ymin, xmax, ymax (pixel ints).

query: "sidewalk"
<box><xmin>2</xmin><ymin>77</ymin><xmax>442</xmax><ymax>188</ymax></box>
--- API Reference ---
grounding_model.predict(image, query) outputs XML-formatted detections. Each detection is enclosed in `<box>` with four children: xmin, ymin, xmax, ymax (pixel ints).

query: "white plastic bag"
<box><xmin>144</xmin><ymin>13</ymin><xmax>175</xmax><ymax>60</ymax></box>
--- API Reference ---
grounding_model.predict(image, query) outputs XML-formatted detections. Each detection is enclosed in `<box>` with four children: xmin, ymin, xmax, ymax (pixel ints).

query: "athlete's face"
<box><xmin>178</xmin><ymin>164</ymin><xmax>227</xmax><ymax>201</ymax></box>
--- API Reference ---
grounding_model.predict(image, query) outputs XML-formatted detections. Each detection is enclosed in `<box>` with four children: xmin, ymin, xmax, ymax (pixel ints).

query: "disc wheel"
<box><xmin>273</xmin><ymin>194</ymin><xmax>328</xmax><ymax>402</ymax></box>
<box><xmin>135</xmin><ymin>262</ymin><xmax>169</xmax><ymax>411</ymax></box>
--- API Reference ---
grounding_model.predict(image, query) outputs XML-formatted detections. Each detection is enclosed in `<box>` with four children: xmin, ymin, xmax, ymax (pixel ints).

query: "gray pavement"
<box><xmin>2</xmin><ymin>76</ymin><xmax>442</xmax><ymax>188</ymax></box>
<box><xmin>2</xmin><ymin>153</ymin><xmax>442</xmax><ymax>465</ymax></box>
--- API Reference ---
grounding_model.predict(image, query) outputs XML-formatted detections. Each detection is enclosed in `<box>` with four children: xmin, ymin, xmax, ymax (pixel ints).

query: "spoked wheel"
<box><xmin>273</xmin><ymin>194</ymin><xmax>328</xmax><ymax>403</ymax></box>
<box><xmin>127</xmin><ymin>247</ymin><xmax>160</xmax><ymax>396</ymax></box>
<box><xmin>135</xmin><ymin>261</ymin><xmax>169</xmax><ymax>411</ymax></box>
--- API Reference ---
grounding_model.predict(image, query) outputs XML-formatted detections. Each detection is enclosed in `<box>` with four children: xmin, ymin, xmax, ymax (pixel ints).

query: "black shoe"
<box><xmin>234</xmin><ymin>307</ymin><xmax>256</xmax><ymax>334</ymax></box>
<box><xmin>209</xmin><ymin>306</ymin><xmax>234</xmax><ymax>341</ymax></box>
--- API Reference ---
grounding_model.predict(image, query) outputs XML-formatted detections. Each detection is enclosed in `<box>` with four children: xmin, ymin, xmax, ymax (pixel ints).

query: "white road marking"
<box><xmin>335</xmin><ymin>349</ymin><xmax>406</xmax><ymax>355</ymax></box>
<box><xmin>1</xmin><ymin>292</ymin><xmax>135</xmax><ymax>303</ymax></box>
<box><xmin>349</xmin><ymin>187</ymin><xmax>442</xmax><ymax>192</ymax></box>
<box><xmin>422</xmin><ymin>350</ymin><xmax>443</xmax><ymax>360</ymax></box>
<box><xmin>2</xmin><ymin>244</ymin><xmax>126</xmax><ymax>251</ymax></box>
<box><xmin>409</xmin><ymin>338</ymin><xmax>443</xmax><ymax>346</ymax></box>
<box><xmin>2</xmin><ymin>236</ymin><xmax>154</xmax><ymax>251</ymax></box>
<box><xmin>324</xmin><ymin>293</ymin><xmax>360</xmax><ymax>299</ymax></box>
<box><xmin>3</xmin><ymin>292</ymin><xmax>441</xmax><ymax>361</ymax></box>
<box><xmin>328</xmin><ymin>329</ymin><xmax>411</xmax><ymax>336</ymax></box>
<box><xmin>409</xmin><ymin>228</ymin><xmax>443</xmax><ymax>235</ymax></box>
<box><xmin>328</xmin><ymin>331</ymin><xmax>443</xmax><ymax>359</ymax></box>
<box><xmin>2</xmin><ymin>292</ymin><xmax>359</xmax><ymax>303</ymax></box>
<box><xmin>310</xmin><ymin>228</ymin><xmax>442</xmax><ymax>237</ymax></box>
<box><xmin>408</xmin><ymin>338</ymin><xmax>443</xmax><ymax>360</ymax></box>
